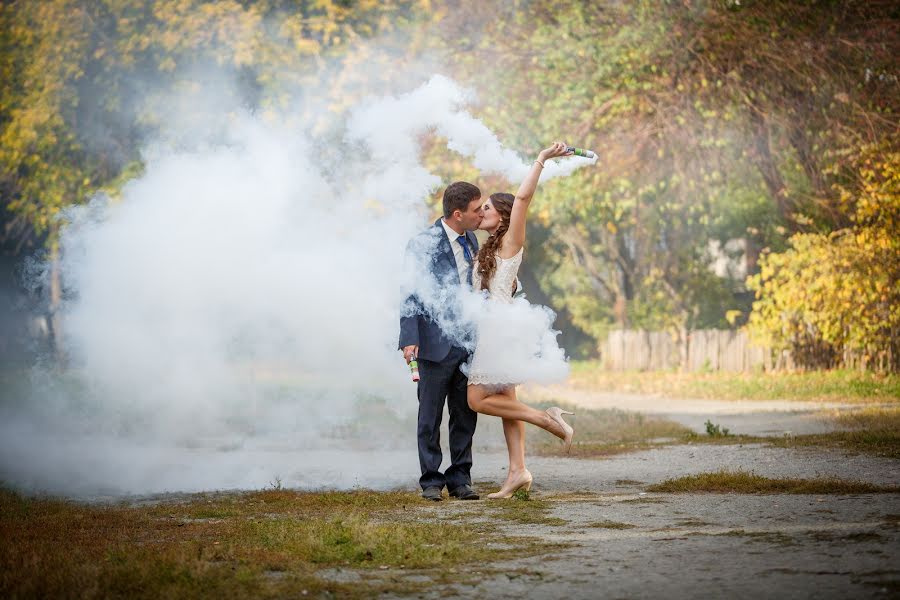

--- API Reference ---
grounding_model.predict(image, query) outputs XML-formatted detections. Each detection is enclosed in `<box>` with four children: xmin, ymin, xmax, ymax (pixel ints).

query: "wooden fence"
<box><xmin>600</xmin><ymin>329</ymin><xmax>777</xmax><ymax>372</ymax></box>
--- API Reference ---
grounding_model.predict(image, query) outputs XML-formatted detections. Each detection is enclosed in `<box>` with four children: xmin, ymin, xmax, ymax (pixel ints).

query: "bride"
<box><xmin>466</xmin><ymin>141</ymin><xmax>576</xmax><ymax>499</ymax></box>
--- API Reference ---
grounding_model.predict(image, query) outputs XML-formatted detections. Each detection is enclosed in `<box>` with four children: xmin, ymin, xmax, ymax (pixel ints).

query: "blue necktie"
<box><xmin>456</xmin><ymin>235</ymin><xmax>473</xmax><ymax>285</ymax></box>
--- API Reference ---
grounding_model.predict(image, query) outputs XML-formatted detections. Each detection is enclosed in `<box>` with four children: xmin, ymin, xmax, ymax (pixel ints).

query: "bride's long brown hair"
<box><xmin>475</xmin><ymin>193</ymin><xmax>515</xmax><ymax>291</ymax></box>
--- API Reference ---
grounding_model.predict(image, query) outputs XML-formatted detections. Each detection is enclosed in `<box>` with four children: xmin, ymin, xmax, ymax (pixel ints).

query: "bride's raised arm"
<box><xmin>503</xmin><ymin>141</ymin><xmax>571</xmax><ymax>256</ymax></box>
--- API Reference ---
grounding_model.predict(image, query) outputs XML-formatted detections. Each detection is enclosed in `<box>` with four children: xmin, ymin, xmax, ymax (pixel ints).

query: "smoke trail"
<box><xmin>348</xmin><ymin>75</ymin><xmax>595</xmax><ymax>182</ymax></box>
<box><xmin>0</xmin><ymin>75</ymin><xmax>590</xmax><ymax>498</ymax></box>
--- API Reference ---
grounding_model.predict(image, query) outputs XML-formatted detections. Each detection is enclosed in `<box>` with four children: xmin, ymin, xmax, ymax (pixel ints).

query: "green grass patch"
<box><xmin>567</xmin><ymin>365</ymin><xmax>900</xmax><ymax>403</ymax></box>
<box><xmin>675</xmin><ymin>519</ymin><xmax>711</xmax><ymax>527</ymax></box>
<box><xmin>704</xmin><ymin>420</ymin><xmax>731</xmax><ymax>437</ymax></box>
<box><xmin>620</xmin><ymin>496</ymin><xmax>667</xmax><ymax>504</ymax></box>
<box><xmin>809</xmin><ymin>531</ymin><xmax>884</xmax><ymax>544</ymax></box>
<box><xmin>681</xmin><ymin>407</ymin><xmax>900</xmax><ymax>458</ymax></box>
<box><xmin>646</xmin><ymin>469</ymin><xmax>900</xmax><ymax>494</ymax></box>
<box><xmin>693</xmin><ymin>530</ymin><xmax>798</xmax><ymax>547</ymax></box>
<box><xmin>0</xmin><ymin>487</ymin><xmax>531</xmax><ymax>599</ymax></box>
<box><xmin>587</xmin><ymin>520</ymin><xmax>635</xmax><ymax>529</ymax></box>
<box><xmin>485</xmin><ymin>496</ymin><xmax>567</xmax><ymax>526</ymax></box>
<box><xmin>529</xmin><ymin>404</ymin><xmax>694</xmax><ymax>457</ymax></box>
<box><xmin>767</xmin><ymin>431</ymin><xmax>900</xmax><ymax>459</ymax></box>
<box><xmin>549</xmin><ymin>405</ymin><xmax>900</xmax><ymax>459</ymax></box>
<box><xmin>833</xmin><ymin>407</ymin><xmax>900</xmax><ymax>429</ymax></box>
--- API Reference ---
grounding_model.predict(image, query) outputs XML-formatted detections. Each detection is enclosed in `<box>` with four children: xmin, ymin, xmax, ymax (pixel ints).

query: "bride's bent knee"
<box><xmin>467</xmin><ymin>387</ymin><xmax>482</xmax><ymax>412</ymax></box>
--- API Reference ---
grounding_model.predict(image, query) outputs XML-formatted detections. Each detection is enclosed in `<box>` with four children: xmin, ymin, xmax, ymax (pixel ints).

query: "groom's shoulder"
<box><xmin>407</xmin><ymin>221</ymin><xmax>444</xmax><ymax>253</ymax></box>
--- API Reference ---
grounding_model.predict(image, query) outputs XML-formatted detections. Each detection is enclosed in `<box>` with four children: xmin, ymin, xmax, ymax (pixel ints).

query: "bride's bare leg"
<box><xmin>501</xmin><ymin>417</ymin><xmax>527</xmax><ymax>475</ymax></box>
<box><xmin>485</xmin><ymin>416</ymin><xmax>532</xmax><ymax>498</ymax></box>
<box><xmin>468</xmin><ymin>384</ymin><xmax>565</xmax><ymax>440</ymax></box>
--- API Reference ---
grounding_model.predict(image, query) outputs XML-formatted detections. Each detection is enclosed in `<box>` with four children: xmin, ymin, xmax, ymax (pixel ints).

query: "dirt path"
<box><xmin>354</xmin><ymin>443</ymin><xmax>900</xmax><ymax>599</ymax></box>
<box><xmin>429</xmin><ymin>490</ymin><xmax>899</xmax><ymax>599</ymax></box>
<box><xmin>371</xmin><ymin>391</ymin><xmax>900</xmax><ymax>599</ymax></box>
<box><xmin>521</xmin><ymin>384</ymin><xmax>861</xmax><ymax>436</ymax></box>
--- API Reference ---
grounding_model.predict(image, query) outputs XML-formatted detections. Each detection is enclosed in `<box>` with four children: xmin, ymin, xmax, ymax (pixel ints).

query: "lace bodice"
<box><xmin>472</xmin><ymin>247</ymin><xmax>523</xmax><ymax>303</ymax></box>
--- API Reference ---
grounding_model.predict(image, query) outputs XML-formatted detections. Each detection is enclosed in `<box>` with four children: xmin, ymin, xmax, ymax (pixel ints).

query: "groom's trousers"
<box><xmin>416</xmin><ymin>345</ymin><xmax>478</xmax><ymax>491</ymax></box>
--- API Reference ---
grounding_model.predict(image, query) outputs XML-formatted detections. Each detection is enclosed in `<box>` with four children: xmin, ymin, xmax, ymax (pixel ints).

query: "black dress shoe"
<box><xmin>421</xmin><ymin>486</ymin><xmax>443</xmax><ymax>501</ymax></box>
<box><xmin>449</xmin><ymin>484</ymin><xmax>480</xmax><ymax>500</ymax></box>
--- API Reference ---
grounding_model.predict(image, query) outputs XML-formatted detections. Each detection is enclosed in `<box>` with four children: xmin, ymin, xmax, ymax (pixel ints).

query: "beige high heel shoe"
<box><xmin>546</xmin><ymin>407</ymin><xmax>575</xmax><ymax>453</ymax></box>
<box><xmin>487</xmin><ymin>470</ymin><xmax>534</xmax><ymax>499</ymax></box>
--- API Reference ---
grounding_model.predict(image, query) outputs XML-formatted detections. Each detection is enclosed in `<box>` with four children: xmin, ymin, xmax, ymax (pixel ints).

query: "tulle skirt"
<box><xmin>462</xmin><ymin>295</ymin><xmax>568</xmax><ymax>387</ymax></box>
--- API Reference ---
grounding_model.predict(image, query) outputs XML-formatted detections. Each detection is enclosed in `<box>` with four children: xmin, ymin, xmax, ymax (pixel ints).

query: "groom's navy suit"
<box><xmin>399</xmin><ymin>219</ymin><xmax>479</xmax><ymax>492</ymax></box>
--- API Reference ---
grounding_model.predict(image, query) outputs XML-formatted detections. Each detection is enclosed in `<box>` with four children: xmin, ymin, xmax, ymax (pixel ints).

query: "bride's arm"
<box><xmin>504</xmin><ymin>141</ymin><xmax>570</xmax><ymax>255</ymax></box>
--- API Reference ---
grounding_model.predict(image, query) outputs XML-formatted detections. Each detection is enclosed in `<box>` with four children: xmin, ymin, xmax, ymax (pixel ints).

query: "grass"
<box><xmin>646</xmin><ymin>469</ymin><xmax>900</xmax><ymax>494</ymax></box>
<box><xmin>529</xmin><ymin>404</ymin><xmax>694</xmax><ymax>457</ymax></box>
<box><xmin>694</xmin><ymin>530</ymin><xmax>798</xmax><ymax>547</ymax></box>
<box><xmin>833</xmin><ymin>407</ymin><xmax>898</xmax><ymax>428</ymax></box>
<box><xmin>0</xmin><ymin>487</ymin><xmax>533</xmax><ymax>599</ymax></box>
<box><xmin>704</xmin><ymin>420</ymin><xmax>731</xmax><ymax>437</ymax></box>
<box><xmin>681</xmin><ymin>407</ymin><xmax>900</xmax><ymax>459</ymax></box>
<box><xmin>528</xmin><ymin>402</ymin><xmax>900</xmax><ymax>460</ymax></box>
<box><xmin>567</xmin><ymin>364</ymin><xmax>900</xmax><ymax>403</ymax></box>
<box><xmin>809</xmin><ymin>531</ymin><xmax>884</xmax><ymax>544</ymax></box>
<box><xmin>620</xmin><ymin>497</ymin><xmax>667</xmax><ymax>504</ymax></box>
<box><xmin>695</xmin><ymin>529</ymin><xmax>888</xmax><ymax>548</ymax></box>
<box><xmin>587</xmin><ymin>520</ymin><xmax>635</xmax><ymax>529</ymax></box>
<box><xmin>674</xmin><ymin>519</ymin><xmax>711</xmax><ymax>527</ymax></box>
<box><xmin>767</xmin><ymin>431</ymin><xmax>900</xmax><ymax>460</ymax></box>
<box><xmin>485</xmin><ymin>495</ymin><xmax>568</xmax><ymax>527</ymax></box>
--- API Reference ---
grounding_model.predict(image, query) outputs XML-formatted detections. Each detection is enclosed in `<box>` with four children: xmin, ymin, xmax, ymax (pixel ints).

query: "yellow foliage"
<box><xmin>1</xmin><ymin>0</ymin><xmax>432</xmax><ymax>243</ymax></box>
<box><xmin>748</xmin><ymin>143</ymin><xmax>900</xmax><ymax>370</ymax></box>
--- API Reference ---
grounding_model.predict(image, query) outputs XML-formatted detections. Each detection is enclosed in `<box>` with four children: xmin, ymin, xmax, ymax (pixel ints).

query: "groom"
<box><xmin>399</xmin><ymin>181</ymin><xmax>484</xmax><ymax>501</ymax></box>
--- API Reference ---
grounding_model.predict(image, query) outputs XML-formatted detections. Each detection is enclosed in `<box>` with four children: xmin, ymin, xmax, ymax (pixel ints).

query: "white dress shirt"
<box><xmin>441</xmin><ymin>218</ymin><xmax>472</xmax><ymax>285</ymax></box>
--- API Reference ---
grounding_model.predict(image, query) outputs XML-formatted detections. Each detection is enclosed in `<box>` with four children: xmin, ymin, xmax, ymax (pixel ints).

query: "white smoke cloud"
<box><xmin>348</xmin><ymin>74</ymin><xmax>595</xmax><ymax>182</ymax></box>
<box><xmin>0</xmin><ymin>74</ymin><xmax>590</xmax><ymax>498</ymax></box>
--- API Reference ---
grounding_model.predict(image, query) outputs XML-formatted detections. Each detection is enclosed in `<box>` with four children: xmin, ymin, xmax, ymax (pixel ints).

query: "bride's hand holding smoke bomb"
<box><xmin>536</xmin><ymin>141</ymin><xmax>571</xmax><ymax>166</ymax></box>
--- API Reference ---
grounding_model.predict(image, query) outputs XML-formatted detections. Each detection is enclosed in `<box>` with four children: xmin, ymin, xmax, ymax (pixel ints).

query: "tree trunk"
<box><xmin>749</xmin><ymin>109</ymin><xmax>795</xmax><ymax>230</ymax></box>
<box><xmin>563</xmin><ymin>226</ymin><xmax>629</xmax><ymax>328</ymax></box>
<box><xmin>48</xmin><ymin>239</ymin><xmax>65</xmax><ymax>368</ymax></box>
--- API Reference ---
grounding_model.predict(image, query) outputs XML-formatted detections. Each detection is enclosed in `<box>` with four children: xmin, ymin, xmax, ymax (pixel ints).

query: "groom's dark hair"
<box><xmin>442</xmin><ymin>181</ymin><xmax>481</xmax><ymax>218</ymax></box>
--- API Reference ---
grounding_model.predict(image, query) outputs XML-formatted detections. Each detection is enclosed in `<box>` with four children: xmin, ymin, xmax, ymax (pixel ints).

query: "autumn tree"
<box><xmin>748</xmin><ymin>140</ymin><xmax>899</xmax><ymax>371</ymax></box>
<box><xmin>0</xmin><ymin>0</ymin><xmax>433</xmax><ymax>359</ymax></box>
<box><xmin>437</xmin><ymin>0</ymin><xmax>899</xmax><ymax>362</ymax></box>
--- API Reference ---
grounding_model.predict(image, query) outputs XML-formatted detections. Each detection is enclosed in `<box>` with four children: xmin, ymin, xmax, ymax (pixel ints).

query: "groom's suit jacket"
<box><xmin>398</xmin><ymin>219</ymin><xmax>479</xmax><ymax>363</ymax></box>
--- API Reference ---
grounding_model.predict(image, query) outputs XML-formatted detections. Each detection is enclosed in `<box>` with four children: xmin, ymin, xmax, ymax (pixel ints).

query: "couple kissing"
<box><xmin>399</xmin><ymin>141</ymin><xmax>576</xmax><ymax>502</ymax></box>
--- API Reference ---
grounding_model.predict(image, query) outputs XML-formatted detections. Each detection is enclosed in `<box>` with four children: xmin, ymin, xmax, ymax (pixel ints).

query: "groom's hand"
<box><xmin>402</xmin><ymin>345</ymin><xmax>419</xmax><ymax>364</ymax></box>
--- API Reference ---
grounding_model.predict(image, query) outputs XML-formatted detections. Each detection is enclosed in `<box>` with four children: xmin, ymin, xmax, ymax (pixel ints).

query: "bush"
<box><xmin>747</xmin><ymin>144</ymin><xmax>900</xmax><ymax>372</ymax></box>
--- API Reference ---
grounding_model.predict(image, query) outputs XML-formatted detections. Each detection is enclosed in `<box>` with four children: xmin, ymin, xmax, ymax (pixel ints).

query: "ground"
<box><xmin>2</xmin><ymin>380</ymin><xmax>899</xmax><ymax>599</ymax></box>
<box><xmin>414</xmin><ymin>449</ymin><xmax>900</xmax><ymax>598</ymax></box>
<box><xmin>376</xmin><ymin>388</ymin><xmax>900</xmax><ymax>598</ymax></box>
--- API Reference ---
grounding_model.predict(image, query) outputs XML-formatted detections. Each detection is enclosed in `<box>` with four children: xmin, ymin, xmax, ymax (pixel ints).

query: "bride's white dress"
<box><xmin>466</xmin><ymin>248</ymin><xmax>568</xmax><ymax>387</ymax></box>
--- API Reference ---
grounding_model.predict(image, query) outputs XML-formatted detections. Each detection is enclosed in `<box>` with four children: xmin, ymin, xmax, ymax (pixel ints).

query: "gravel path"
<box><xmin>521</xmin><ymin>384</ymin><xmax>863</xmax><ymax>436</ymax></box>
<box><xmin>384</xmin><ymin>390</ymin><xmax>900</xmax><ymax>599</ymax></box>
<box><xmin>19</xmin><ymin>387</ymin><xmax>897</xmax><ymax>598</ymax></box>
<box><xmin>371</xmin><ymin>443</ymin><xmax>900</xmax><ymax>600</ymax></box>
<box><xmin>470</xmin><ymin>444</ymin><xmax>900</xmax><ymax>491</ymax></box>
<box><xmin>429</xmin><ymin>491</ymin><xmax>900</xmax><ymax>600</ymax></box>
